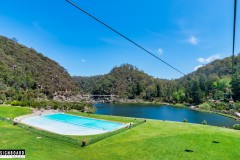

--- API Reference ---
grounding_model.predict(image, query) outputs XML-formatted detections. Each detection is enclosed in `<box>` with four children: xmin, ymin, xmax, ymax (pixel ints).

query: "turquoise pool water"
<box><xmin>43</xmin><ymin>113</ymin><xmax>124</xmax><ymax>131</ymax></box>
<box><xmin>21</xmin><ymin>113</ymin><xmax>126</xmax><ymax>135</ymax></box>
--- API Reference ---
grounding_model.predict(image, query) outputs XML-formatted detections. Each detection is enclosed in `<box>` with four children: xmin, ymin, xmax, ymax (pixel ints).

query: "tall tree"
<box><xmin>156</xmin><ymin>84</ymin><xmax>161</xmax><ymax>97</ymax></box>
<box><xmin>191</xmin><ymin>80</ymin><xmax>203</xmax><ymax>104</ymax></box>
<box><xmin>231</xmin><ymin>71</ymin><xmax>240</xmax><ymax>101</ymax></box>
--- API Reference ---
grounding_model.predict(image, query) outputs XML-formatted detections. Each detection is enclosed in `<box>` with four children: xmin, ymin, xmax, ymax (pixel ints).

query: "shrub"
<box><xmin>215</xmin><ymin>105</ymin><xmax>227</xmax><ymax>110</ymax></box>
<box><xmin>202</xmin><ymin>120</ymin><xmax>207</xmax><ymax>125</ymax></box>
<box><xmin>10</xmin><ymin>100</ymin><xmax>20</xmax><ymax>106</ymax></box>
<box><xmin>233</xmin><ymin>124</ymin><xmax>240</xmax><ymax>130</ymax></box>
<box><xmin>209</xmin><ymin>101</ymin><xmax>228</xmax><ymax>110</ymax></box>
<box><xmin>229</xmin><ymin>104</ymin><xmax>236</xmax><ymax>110</ymax></box>
<box><xmin>174</xmin><ymin>103</ymin><xmax>187</xmax><ymax>108</ymax></box>
<box><xmin>198</xmin><ymin>102</ymin><xmax>211</xmax><ymax>110</ymax></box>
<box><xmin>234</xmin><ymin>102</ymin><xmax>240</xmax><ymax>110</ymax></box>
<box><xmin>0</xmin><ymin>94</ymin><xmax>6</xmax><ymax>102</ymax></box>
<box><xmin>183</xmin><ymin>118</ymin><xmax>187</xmax><ymax>123</ymax></box>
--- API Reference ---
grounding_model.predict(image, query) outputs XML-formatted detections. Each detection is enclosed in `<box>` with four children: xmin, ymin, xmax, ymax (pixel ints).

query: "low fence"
<box><xmin>86</xmin><ymin>120</ymin><xmax>146</xmax><ymax>146</ymax></box>
<box><xmin>0</xmin><ymin>116</ymin><xmax>14</xmax><ymax>125</ymax></box>
<box><xmin>0</xmin><ymin>116</ymin><xmax>83</xmax><ymax>146</ymax></box>
<box><xmin>0</xmin><ymin>116</ymin><xmax>146</xmax><ymax>147</ymax></box>
<box><xmin>18</xmin><ymin>123</ymin><xmax>84</xmax><ymax>146</ymax></box>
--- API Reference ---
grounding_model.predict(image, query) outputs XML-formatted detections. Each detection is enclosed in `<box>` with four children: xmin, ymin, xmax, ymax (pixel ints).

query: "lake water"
<box><xmin>95</xmin><ymin>103</ymin><xmax>239</xmax><ymax>127</ymax></box>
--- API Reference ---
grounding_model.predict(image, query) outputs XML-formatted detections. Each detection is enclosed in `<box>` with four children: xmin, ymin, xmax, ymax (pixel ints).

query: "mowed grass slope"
<box><xmin>0</xmin><ymin>105</ymin><xmax>32</xmax><ymax>118</ymax></box>
<box><xmin>1</xmin><ymin>106</ymin><xmax>240</xmax><ymax>160</ymax></box>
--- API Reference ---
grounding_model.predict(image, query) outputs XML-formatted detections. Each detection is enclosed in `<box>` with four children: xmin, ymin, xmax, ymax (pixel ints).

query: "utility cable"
<box><xmin>232</xmin><ymin>0</ymin><xmax>237</xmax><ymax>73</ymax></box>
<box><xmin>66</xmin><ymin>0</ymin><xmax>186</xmax><ymax>76</ymax></box>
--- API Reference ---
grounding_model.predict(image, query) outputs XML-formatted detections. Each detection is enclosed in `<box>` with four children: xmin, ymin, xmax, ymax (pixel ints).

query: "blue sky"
<box><xmin>0</xmin><ymin>0</ymin><xmax>239</xmax><ymax>79</ymax></box>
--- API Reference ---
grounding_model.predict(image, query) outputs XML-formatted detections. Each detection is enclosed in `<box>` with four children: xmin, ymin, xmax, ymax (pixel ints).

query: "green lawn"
<box><xmin>0</xmin><ymin>105</ymin><xmax>32</xmax><ymax>118</ymax></box>
<box><xmin>1</xmin><ymin>106</ymin><xmax>240</xmax><ymax>160</ymax></box>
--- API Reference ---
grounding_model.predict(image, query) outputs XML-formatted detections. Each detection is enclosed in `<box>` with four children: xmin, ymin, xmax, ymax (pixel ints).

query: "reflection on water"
<box><xmin>95</xmin><ymin>103</ymin><xmax>239</xmax><ymax>127</ymax></box>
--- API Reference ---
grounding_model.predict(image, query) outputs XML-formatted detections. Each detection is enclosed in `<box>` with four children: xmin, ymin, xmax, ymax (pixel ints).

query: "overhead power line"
<box><xmin>232</xmin><ymin>0</ymin><xmax>238</xmax><ymax>73</ymax></box>
<box><xmin>66</xmin><ymin>0</ymin><xmax>186</xmax><ymax>76</ymax></box>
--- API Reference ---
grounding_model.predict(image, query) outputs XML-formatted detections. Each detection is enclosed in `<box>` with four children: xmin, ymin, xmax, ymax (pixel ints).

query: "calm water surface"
<box><xmin>95</xmin><ymin>103</ymin><xmax>239</xmax><ymax>127</ymax></box>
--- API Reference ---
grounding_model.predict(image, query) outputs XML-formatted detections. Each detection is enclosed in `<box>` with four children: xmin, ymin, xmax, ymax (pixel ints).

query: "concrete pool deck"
<box><xmin>20</xmin><ymin>116</ymin><xmax>111</xmax><ymax>135</ymax></box>
<box><xmin>15</xmin><ymin>111</ymin><xmax>127</xmax><ymax>136</ymax></box>
<box><xmin>14</xmin><ymin>109</ymin><xmax>61</xmax><ymax>122</ymax></box>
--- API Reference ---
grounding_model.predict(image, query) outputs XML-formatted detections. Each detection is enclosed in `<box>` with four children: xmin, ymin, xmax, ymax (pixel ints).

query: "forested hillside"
<box><xmin>1</xmin><ymin>34</ymin><xmax>240</xmax><ymax>111</ymax></box>
<box><xmin>74</xmin><ymin>55</ymin><xmax>240</xmax><ymax>106</ymax></box>
<box><xmin>179</xmin><ymin>55</ymin><xmax>240</xmax><ymax>104</ymax></box>
<box><xmin>0</xmin><ymin>36</ymin><xmax>77</xmax><ymax>101</ymax></box>
<box><xmin>74</xmin><ymin>64</ymin><xmax>179</xmax><ymax>101</ymax></box>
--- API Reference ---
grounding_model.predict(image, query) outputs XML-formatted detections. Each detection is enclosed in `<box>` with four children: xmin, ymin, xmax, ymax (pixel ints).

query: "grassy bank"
<box><xmin>114</xmin><ymin>101</ymin><xmax>169</xmax><ymax>106</ymax></box>
<box><xmin>192</xmin><ymin>108</ymin><xmax>240</xmax><ymax>121</ymax></box>
<box><xmin>172</xmin><ymin>103</ymin><xmax>188</xmax><ymax>108</ymax></box>
<box><xmin>1</xmin><ymin>106</ymin><xmax>240</xmax><ymax>159</ymax></box>
<box><xmin>0</xmin><ymin>105</ymin><xmax>32</xmax><ymax>118</ymax></box>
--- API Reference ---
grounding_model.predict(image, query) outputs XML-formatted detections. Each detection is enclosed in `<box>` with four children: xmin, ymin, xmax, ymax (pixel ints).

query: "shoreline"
<box><xmin>110</xmin><ymin>101</ymin><xmax>188</xmax><ymax>108</ymax></box>
<box><xmin>190</xmin><ymin>108</ymin><xmax>240</xmax><ymax>121</ymax></box>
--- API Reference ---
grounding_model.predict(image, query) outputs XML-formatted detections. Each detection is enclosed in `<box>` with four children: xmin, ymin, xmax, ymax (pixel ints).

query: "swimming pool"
<box><xmin>21</xmin><ymin>113</ymin><xmax>126</xmax><ymax>135</ymax></box>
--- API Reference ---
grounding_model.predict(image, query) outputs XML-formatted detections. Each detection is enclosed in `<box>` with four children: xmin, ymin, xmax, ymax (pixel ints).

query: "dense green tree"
<box><xmin>191</xmin><ymin>80</ymin><xmax>203</xmax><ymax>104</ymax></box>
<box><xmin>145</xmin><ymin>85</ymin><xmax>156</xmax><ymax>100</ymax></box>
<box><xmin>214</xmin><ymin>90</ymin><xmax>225</xmax><ymax>100</ymax></box>
<box><xmin>199</xmin><ymin>74</ymin><xmax>208</xmax><ymax>92</ymax></box>
<box><xmin>172</xmin><ymin>89</ymin><xmax>185</xmax><ymax>103</ymax></box>
<box><xmin>231</xmin><ymin>71</ymin><xmax>240</xmax><ymax>101</ymax></box>
<box><xmin>216</xmin><ymin>77</ymin><xmax>231</xmax><ymax>92</ymax></box>
<box><xmin>135</xmin><ymin>82</ymin><xmax>142</xmax><ymax>96</ymax></box>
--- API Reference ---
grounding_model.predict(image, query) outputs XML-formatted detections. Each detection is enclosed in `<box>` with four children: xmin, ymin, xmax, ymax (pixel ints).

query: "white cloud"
<box><xmin>152</xmin><ymin>48</ymin><xmax>163</xmax><ymax>55</ymax></box>
<box><xmin>156</xmin><ymin>48</ymin><xmax>163</xmax><ymax>55</ymax></box>
<box><xmin>197</xmin><ymin>54</ymin><xmax>221</xmax><ymax>64</ymax></box>
<box><xmin>188</xmin><ymin>36</ymin><xmax>199</xmax><ymax>45</ymax></box>
<box><xmin>81</xmin><ymin>59</ymin><xmax>86</xmax><ymax>63</ymax></box>
<box><xmin>194</xmin><ymin>65</ymin><xmax>203</xmax><ymax>71</ymax></box>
